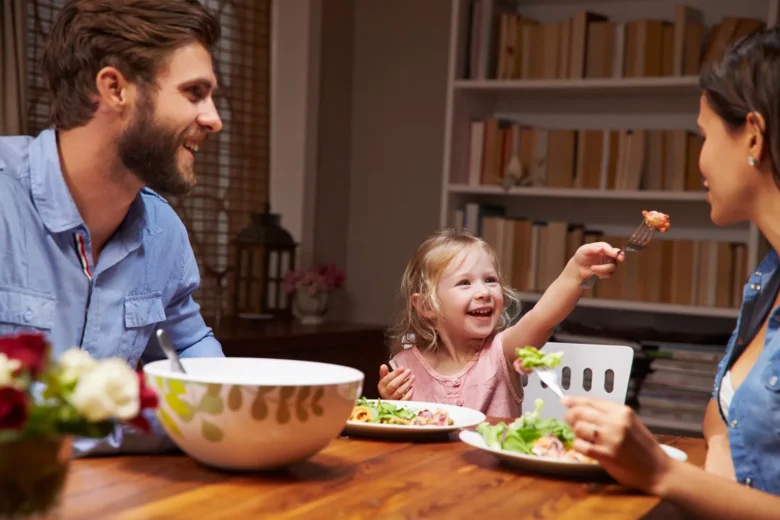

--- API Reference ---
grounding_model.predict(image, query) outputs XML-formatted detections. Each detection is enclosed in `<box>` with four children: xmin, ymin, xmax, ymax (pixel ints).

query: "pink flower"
<box><xmin>283</xmin><ymin>263</ymin><xmax>346</xmax><ymax>295</ymax></box>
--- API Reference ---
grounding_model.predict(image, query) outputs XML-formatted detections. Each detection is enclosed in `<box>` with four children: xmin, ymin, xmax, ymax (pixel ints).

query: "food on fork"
<box><xmin>641</xmin><ymin>210</ymin><xmax>671</xmax><ymax>232</ymax></box>
<box><xmin>477</xmin><ymin>399</ymin><xmax>595</xmax><ymax>463</ymax></box>
<box><xmin>513</xmin><ymin>346</ymin><xmax>563</xmax><ymax>374</ymax></box>
<box><xmin>349</xmin><ymin>397</ymin><xmax>454</xmax><ymax>426</ymax></box>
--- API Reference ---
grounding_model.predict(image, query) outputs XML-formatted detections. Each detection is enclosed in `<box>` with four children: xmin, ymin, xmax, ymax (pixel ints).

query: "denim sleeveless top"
<box><xmin>713</xmin><ymin>248</ymin><xmax>780</xmax><ymax>494</ymax></box>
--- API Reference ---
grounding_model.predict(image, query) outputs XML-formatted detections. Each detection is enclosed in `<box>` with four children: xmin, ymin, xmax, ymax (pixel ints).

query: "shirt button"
<box><xmin>456</xmin><ymin>399</ymin><xmax>463</xmax><ymax>406</ymax></box>
<box><xmin>731</xmin><ymin>419</ymin><xmax>738</xmax><ymax>428</ymax></box>
<box><xmin>756</xmin><ymin>271</ymin><xmax>762</xmax><ymax>276</ymax></box>
<box><xmin>453</xmin><ymin>379</ymin><xmax>461</xmax><ymax>387</ymax></box>
<box><xmin>771</xmin><ymin>376</ymin><xmax>778</xmax><ymax>387</ymax></box>
<box><xmin>745</xmin><ymin>477</ymin><xmax>753</xmax><ymax>487</ymax></box>
<box><xmin>23</xmin><ymin>309</ymin><xmax>33</xmax><ymax>323</ymax></box>
<box><xmin>751</xmin><ymin>284</ymin><xmax>761</xmax><ymax>291</ymax></box>
<box><xmin>737</xmin><ymin>338</ymin><xmax>744</xmax><ymax>346</ymax></box>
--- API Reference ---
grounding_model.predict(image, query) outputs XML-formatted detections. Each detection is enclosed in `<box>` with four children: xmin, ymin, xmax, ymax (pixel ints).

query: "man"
<box><xmin>0</xmin><ymin>0</ymin><xmax>224</xmax><ymax>455</ymax></box>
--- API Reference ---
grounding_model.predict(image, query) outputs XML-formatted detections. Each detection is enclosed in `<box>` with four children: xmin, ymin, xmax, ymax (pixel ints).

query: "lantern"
<box><xmin>233</xmin><ymin>204</ymin><xmax>297</xmax><ymax>319</ymax></box>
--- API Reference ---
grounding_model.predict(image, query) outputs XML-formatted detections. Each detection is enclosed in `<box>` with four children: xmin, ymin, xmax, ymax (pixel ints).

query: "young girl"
<box><xmin>377</xmin><ymin>228</ymin><xmax>623</xmax><ymax>416</ymax></box>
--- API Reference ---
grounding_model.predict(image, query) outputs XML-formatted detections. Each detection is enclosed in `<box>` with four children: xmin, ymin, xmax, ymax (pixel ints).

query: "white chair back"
<box><xmin>521</xmin><ymin>342</ymin><xmax>635</xmax><ymax>420</ymax></box>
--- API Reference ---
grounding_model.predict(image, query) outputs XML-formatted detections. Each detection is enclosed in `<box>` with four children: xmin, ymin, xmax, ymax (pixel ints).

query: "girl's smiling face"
<box><xmin>433</xmin><ymin>244</ymin><xmax>505</xmax><ymax>342</ymax></box>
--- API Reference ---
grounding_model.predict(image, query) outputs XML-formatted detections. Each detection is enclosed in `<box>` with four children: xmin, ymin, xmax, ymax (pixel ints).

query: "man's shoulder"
<box><xmin>0</xmin><ymin>135</ymin><xmax>34</xmax><ymax>163</ymax></box>
<box><xmin>0</xmin><ymin>136</ymin><xmax>34</xmax><ymax>208</ymax></box>
<box><xmin>0</xmin><ymin>135</ymin><xmax>34</xmax><ymax>184</ymax></box>
<box><xmin>139</xmin><ymin>188</ymin><xmax>189</xmax><ymax>238</ymax></box>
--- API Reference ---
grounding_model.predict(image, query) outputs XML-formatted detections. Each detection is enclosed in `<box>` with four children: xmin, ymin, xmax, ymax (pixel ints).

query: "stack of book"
<box><xmin>637</xmin><ymin>341</ymin><xmax>725</xmax><ymax>433</ymax></box>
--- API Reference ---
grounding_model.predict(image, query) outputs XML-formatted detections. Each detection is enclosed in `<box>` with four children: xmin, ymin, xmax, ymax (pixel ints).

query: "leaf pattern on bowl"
<box><xmin>149</xmin><ymin>379</ymin><xmax>357</xmax><ymax>443</ymax></box>
<box><xmin>227</xmin><ymin>385</ymin><xmax>242</xmax><ymax>411</ymax></box>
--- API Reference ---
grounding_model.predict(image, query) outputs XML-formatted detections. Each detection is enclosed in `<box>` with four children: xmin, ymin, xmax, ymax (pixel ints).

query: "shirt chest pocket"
<box><xmin>0</xmin><ymin>286</ymin><xmax>56</xmax><ymax>336</ymax></box>
<box><xmin>122</xmin><ymin>293</ymin><xmax>166</xmax><ymax>365</ymax></box>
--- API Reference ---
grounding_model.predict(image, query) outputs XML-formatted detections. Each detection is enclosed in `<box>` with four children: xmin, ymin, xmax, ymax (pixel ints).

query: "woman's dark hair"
<box><xmin>699</xmin><ymin>27</ymin><xmax>780</xmax><ymax>187</ymax></box>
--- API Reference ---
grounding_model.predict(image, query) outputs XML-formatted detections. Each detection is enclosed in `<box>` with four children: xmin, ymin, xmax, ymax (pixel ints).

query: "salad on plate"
<box><xmin>476</xmin><ymin>399</ymin><xmax>594</xmax><ymax>463</ymax></box>
<box><xmin>349</xmin><ymin>397</ymin><xmax>454</xmax><ymax>426</ymax></box>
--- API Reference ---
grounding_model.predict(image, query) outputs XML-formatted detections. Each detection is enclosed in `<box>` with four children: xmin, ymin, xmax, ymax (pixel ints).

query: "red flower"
<box><xmin>0</xmin><ymin>387</ymin><xmax>28</xmax><ymax>429</ymax></box>
<box><xmin>127</xmin><ymin>371</ymin><xmax>158</xmax><ymax>434</ymax></box>
<box><xmin>137</xmin><ymin>372</ymin><xmax>158</xmax><ymax>410</ymax></box>
<box><xmin>0</xmin><ymin>333</ymin><xmax>49</xmax><ymax>378</ymax></box>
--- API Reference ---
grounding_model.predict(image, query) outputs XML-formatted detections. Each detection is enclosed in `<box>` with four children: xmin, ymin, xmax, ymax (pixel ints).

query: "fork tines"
<box><xmin>626</xmin><ymin>218</ymin><xmax>656</xmax><ymax>250</ymax></box>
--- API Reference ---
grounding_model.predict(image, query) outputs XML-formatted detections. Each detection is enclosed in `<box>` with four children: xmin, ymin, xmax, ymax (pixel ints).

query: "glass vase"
<box><xmin>0</xmin><ymin>435</ymin><xmax>71</xmax><ymax>519</ymax></box>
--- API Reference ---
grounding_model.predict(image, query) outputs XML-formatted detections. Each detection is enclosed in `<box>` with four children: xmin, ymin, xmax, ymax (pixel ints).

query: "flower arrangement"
<box><xmin>283</xmin><ymin>263</ymin><xmax>346</xmax><ymax>296</ymax></box>
<box><xmin>0</xmin><ymin>332</ymin><xmax>158</xmax><ymax>517</ymax></box>
<box><xmin>0</xmin><ymin>332</ymin><xmax>158</xmax><ymax>441</ymax></box>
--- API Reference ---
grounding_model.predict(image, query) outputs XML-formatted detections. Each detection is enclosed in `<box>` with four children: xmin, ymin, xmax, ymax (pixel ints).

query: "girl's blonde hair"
<box><xmin>387</xmin><ymin>228</ymin><xmax>521</xmax><ymax>355</ymax></box>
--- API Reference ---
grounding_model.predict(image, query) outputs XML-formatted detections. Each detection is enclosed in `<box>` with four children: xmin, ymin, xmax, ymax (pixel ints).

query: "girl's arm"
<box><xmin>500</xmin><ymin>242</ymin><xmax>623</xmax><ymax>362</ymax></box>
<box><xmin>501</xmin><ymin>259</ymin><xmax>583</xmax><ymax>357</ymax></box>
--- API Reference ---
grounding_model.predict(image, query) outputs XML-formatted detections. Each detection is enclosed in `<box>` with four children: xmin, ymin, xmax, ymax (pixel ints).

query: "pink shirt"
<box><xmin>391</xmin><ymin>331</ymin><xmax>523</xmax><ymax>418</ymax></box>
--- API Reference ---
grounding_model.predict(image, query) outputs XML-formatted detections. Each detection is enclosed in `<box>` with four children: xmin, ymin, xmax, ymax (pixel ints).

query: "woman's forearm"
<box><xmin>657</xmin><ymin>460</ymin><xmax>779</xmax><ymax>520</ymax></box>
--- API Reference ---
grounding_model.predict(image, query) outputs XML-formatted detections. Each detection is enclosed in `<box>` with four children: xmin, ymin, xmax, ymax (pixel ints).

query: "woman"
<box><xmin>694</xmin><ymin>25</ymin><xmax>780</xmax><ymax>492</ymax></box>
<box><xmin>562</xmin><ymin>396</ymin><xmax>780</xmax><ymax>520</ymax></box>
<box><xmin>560</xmin><ymin>26</ymin><xmax>780</xmax><ymax>514</ymax></box>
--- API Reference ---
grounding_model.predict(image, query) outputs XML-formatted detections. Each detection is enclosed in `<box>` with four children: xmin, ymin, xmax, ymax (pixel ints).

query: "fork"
<box><xmin>536</xmin><ymin>369</ymin><xmax>565</xmax><ymax>399</ymax></box>
<box><xmin>579</xmin><ymin>218</ymin><xmax>658</xmax><ymax>289</ymax></box>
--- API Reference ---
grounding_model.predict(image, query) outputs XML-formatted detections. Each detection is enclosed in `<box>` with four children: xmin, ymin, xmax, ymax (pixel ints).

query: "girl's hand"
<box><xmin>512</xmin><ymin>358</ymin><xmax>532</xmax><ymax>376</ymax></box>
<box><xmin>569</xmin><ymin>241</ymin><xmax>625</xmax><ymax>283</ymax></box>
<box><xmin>561</xmin><ymin>395</ymin><xmax>673</xmax><ymax>495</ymax></box>
<box><xmin>378</xmin><ymin>364</ymin><xmax>414</xmax><ymax>400</ymax></box>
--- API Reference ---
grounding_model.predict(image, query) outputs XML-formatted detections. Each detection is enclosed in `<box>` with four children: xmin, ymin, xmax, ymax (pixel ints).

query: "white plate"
<box><xmin>459</xmin><ymin>430</ymin><xmax>688</xmax><ymax>479</ymax></box>
<box><xmin>343</xmin><ymin>399</ymin><xmax>486</xmax><ymax>437</ymax></box>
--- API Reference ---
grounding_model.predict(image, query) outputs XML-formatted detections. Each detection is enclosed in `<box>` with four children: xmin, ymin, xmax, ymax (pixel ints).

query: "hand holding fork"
<box><xmin>579</xmin><ymin>217</ymin><xmax>660</xmax><ymax>289</ymax></box>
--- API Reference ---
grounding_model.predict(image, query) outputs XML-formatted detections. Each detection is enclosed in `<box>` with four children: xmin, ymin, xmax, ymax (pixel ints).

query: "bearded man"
<box><xmin>0</xmin><ymin>0</ymin><xmax>225</xmax><ymax>456</ymax></box>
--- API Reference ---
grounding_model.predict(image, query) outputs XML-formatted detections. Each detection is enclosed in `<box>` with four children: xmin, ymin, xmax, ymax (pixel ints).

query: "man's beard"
<box><xmin>117</xmin><ymin>93</ymin><xmax>196</xmax><ymax>196</ymax></box>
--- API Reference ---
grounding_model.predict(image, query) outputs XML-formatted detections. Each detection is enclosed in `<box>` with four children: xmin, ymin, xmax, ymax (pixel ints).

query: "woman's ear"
<box><xmin>411</xmin><ymin>293</ymin><xmax>437</xmax><ymax>320</ymax></box>
<box><xmin>746</xmin><ymin>111</ymin><xmax>766</xmax><ymax>164</ymax></box>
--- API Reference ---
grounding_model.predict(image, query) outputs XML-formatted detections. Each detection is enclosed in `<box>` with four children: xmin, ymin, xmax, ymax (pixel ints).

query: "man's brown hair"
<box><xmin>42</xmin><ymin>0</ymin><xmax>220</xmax><ymax>130</ymax></box>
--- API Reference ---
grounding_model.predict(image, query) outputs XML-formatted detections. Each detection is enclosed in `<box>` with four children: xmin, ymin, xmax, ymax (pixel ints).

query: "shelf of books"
<box><xmin>441</xmin><ymin>0</ymin><xmax>778</xmax><ymax>434</ymax></box>
<box><xmin>441</xmin><ymin>0</ymin><xmax>774</xmax><ymax>318</ymax></box>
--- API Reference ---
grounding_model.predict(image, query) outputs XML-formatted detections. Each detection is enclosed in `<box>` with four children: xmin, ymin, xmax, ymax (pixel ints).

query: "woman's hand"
<box><xmin>377</xmin><ymin>364</ymin><xmax>414</xmax><ymax>400</ymax></box>
<box><xmin>561</xmin><ymin>395</ymin><xmax>673</xmax><ymax>495</ymax></box>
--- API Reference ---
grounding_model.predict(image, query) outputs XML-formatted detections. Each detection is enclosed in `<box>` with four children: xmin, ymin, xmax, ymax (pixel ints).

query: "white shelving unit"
<box><xmin>439</xmin><ymin>0</ymin><xmax>778</xmax><ymax>321</ymax></box>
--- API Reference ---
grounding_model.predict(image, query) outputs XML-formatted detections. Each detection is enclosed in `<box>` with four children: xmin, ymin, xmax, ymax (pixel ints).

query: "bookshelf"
<box><xmin>440</xmin><ymin>0</ymin><xmax>779</xmax><ymax>435</ymax></box>
<box><xmin>440</xmin><ymin>0</ymin><xmax>778</xmax><ymax>320</ymax></box>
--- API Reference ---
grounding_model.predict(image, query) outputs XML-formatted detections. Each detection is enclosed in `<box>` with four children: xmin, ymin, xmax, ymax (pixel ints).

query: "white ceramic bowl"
<box><xmin>143</xmin><ymin>357</ymin><xmax>364</xmax><ymax>471</ymax></box>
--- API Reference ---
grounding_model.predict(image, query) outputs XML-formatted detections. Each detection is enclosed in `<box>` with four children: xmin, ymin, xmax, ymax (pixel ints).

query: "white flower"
<box><xmin>0</xmin><ymin>353</ymin><xmax>22</xmax><ymax>387</ymax></box>
<box><xmin>69</xmin><ymin>358</ymin><xmax>139</xmax><ymax>422</ymax></box>
<box><xmin>58</xmin><ymin>348</ymin><xmax>99</xmax><ymax>385</ymax></box>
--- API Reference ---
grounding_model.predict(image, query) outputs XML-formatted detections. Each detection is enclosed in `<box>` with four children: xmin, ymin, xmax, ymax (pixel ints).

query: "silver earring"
<box><xmin>748</xmin><ymin>156</ymin><xmax>757</xmax><ymax>166</ymax></box>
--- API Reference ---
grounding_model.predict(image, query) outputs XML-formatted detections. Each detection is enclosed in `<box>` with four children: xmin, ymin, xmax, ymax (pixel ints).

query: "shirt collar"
<box><xmin>29</xmin><ymin>129</ymin><xmax>84</xmax><ymax>233</ymax></box>
<box><xmin>28</xmin><ymin>128</ymin><xmax>156</xmax><ymax>239</ymax></box>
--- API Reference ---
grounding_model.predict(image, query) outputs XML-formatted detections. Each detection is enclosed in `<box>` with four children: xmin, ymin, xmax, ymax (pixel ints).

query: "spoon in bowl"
<box><xmin>156</xmin><ymin>328</ymin><xmax>187</xmax><ymax>374</ymax></box>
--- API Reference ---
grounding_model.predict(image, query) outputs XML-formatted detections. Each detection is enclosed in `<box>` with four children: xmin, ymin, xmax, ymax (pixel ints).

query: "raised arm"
<box><xmin>501</xmin><ymin>242</ymin><xmax>623</xmax><ymax>362</ymax></box>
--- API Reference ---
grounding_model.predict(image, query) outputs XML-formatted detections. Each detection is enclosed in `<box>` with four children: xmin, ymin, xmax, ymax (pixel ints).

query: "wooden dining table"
<box><xmin>61</xmin><ymin>418</ymin><xmax>706</xmax><ymax>520</ymax></box>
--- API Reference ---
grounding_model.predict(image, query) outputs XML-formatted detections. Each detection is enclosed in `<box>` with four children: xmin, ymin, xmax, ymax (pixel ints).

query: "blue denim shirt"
<box><xmin>0</xmin><ymin>129</ymin><xmax>223</xmax><ymax>456</ymax></box>
<box><xmin>713</xmin><ymin>248</ymin><xmax>780</xmax><ymax>494</ymax></box>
